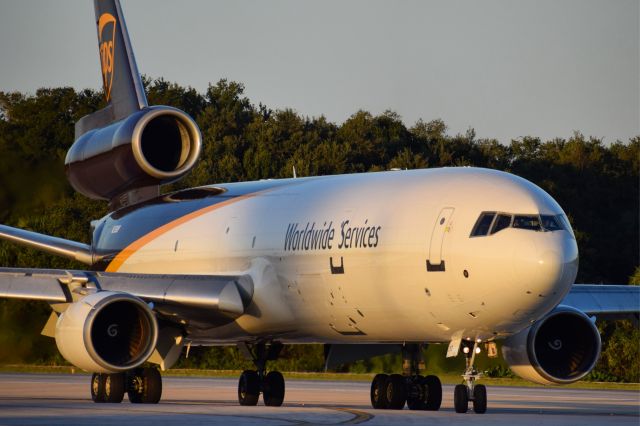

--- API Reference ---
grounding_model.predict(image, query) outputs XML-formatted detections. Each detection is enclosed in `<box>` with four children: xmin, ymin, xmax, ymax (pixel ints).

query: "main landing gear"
<box><xmin>91</xmin><ymin>367</ymin><xmax>162</xmax><ymax>404</ymax></box>
<box><xmin>370</xmin><ymin>344</ymin><xmax>442</xmax><ymax>411</ymax></box>
<box><xmin>454</xmin><ymin>340</ymin><xmax>487</xmax><ymax>414</ymax></box>
<box><xmin>237</xmin><ymin>342</ymin><xmax>286</xmax><ymax>407</ymax></box>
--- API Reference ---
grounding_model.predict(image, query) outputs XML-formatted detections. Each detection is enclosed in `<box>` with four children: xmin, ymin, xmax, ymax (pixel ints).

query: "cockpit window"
<box><xmin>470</xmin><ymin>212</ymin><xmax>571</xmax><ymax>237</ymax></box>
<box><xmin>513</xmin><ymin>215</ymin><xmax>542</xmax><ymax>230</ymax></box>
<box><xmin>470</xmin><ymin>212</ymin><xmax>495</xmax><ymax>236</ymax></box>
<box><xmin>491</xmin><ymin>214</ymin><xmax>512</xmax><ymax>234</ymax></box>
<box><xmin>558</xmin><ymin>214</ymin><xmax>575</xmax><ymax>239</ymax></box>
<box><xmin>540</xmin><ymin>215</ymin><xmax>564</xmax><ymax>231</ymax></box>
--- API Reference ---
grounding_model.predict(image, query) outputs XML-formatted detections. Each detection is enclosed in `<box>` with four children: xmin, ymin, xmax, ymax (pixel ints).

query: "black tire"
<box><xmin>424</xmin><ymin>375</ymin><xmax>442</xmax><ymax>411</ymax></box>
<box><xmin>385</xmin><ymin>374</ymin><xmax>407</xmax><ymax>410</ymax></box>
<box><xmin>127</xmin><ymin>368</ymin><xmax>162</xmax><ymax>404</ymax></box>
<box><xmin>473</xmin><ymin>384</ymin><xmax>487</xmax><ymax>414</ymax></box>
<box><xmin>454</xmin><ymin>384</ymin><xmax>468</xmax><ymax>413</ymax></box>
<box><xmin>103</xmin><ymin>373</ymin><xmax>125</xmax><ymax>403</ymax></box>
<box><xmin>406</xmin><ymin>375</ymin><xmax>425</xmax><ymax>410</ymax></box>
<box><xmin>127</xmin><ymin>369</ymin><xmax>143</xmax><ymax>404</ymax></box>
<box><xmin>91</xmin><ymin>373</ymin><xmax>105</xmax><ymax>403</ymax></box>
<box><xmin>238</xmin><ymin>370</ymin><xmax>260</xmax><ymax>406</ymax></box>
<box><xmin>370</xmin><ymin>374</ymin><xmax>389</xmax><ymax>409</ymax></box>
<box><xmin>263</xmin><ymin>371</ymin><xmax>285</xmax><ymax>407</ymax></box>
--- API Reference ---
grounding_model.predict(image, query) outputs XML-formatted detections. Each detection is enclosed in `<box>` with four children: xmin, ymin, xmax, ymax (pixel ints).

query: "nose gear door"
<box><xmin>427</xmin><ymin>207</ymin><xmax>454</xmax><ymax>271</ymax></box>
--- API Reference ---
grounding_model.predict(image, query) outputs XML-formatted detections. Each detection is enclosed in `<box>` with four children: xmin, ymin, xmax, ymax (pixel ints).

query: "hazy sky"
<box><xmin>0</xmin><ymin>0</ymin><xmax>638</xmax><ymax>144</ymax></box>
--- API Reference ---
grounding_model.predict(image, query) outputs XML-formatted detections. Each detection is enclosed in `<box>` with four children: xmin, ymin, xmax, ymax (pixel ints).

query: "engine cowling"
<box><xmin>55</xmin><ymin>291</ymin><xmax>158</xmax><ymax>373</ymax></box>
<box><xmin>502</xmin><ymin>306</ymin><xmax>601</xmax><ymax>385</ymax></box>
<box><xmin>65</xmin><ymin>106</ymin><xmax>201</xmax><ymax>202</ymax></box>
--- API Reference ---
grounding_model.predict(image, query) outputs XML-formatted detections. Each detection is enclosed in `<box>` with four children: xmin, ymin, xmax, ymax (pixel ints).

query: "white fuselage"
<box><xmin>106</xmin><ymin>167</ymin><xmax>579</xmax><ymax>345</ymax></box>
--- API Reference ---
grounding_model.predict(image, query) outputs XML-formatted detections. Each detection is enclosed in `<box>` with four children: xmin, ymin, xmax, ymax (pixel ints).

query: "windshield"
<box><xmin>470</xmin><ymin>212</ymin><xmax>572</xmax><ymax>237</ymax></box>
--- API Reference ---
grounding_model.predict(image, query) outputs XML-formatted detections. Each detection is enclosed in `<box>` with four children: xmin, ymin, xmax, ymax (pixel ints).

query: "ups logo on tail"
<box><xmin>98</xmin><ymin>13</ymin><xmax>116</xmax><ymax>102</ymax></box>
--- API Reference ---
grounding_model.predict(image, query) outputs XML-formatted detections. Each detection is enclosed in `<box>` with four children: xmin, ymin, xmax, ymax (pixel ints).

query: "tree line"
<box><xmin>0</xmin><ymin>78</ymin><xmax>637</xmax><ymax>381</ymax></box>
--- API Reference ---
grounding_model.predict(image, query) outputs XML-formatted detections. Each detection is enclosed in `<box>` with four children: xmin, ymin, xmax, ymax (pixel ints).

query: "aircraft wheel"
<box><xmin>128</xmin><ymin>368</ymin><xmax>162</xmax><ymax>404</ymax></box>
<box><xmin>238</xmin><ymin>370</ymin><xmax>260</xmax><ymax>406</ymax></box>
<box><xmin>370</xmin><ymin>373</ymin><xmax>389</xmax><ymax>409</ymax></box>
<box><xmin>263</xmin><ymin>371</ymin><xmax>285</xmax><ymax>407</ymax></box>
<box><xmin>103</xmin><ymin>373</ymin><xmax>125</xmax><ymax>403</ymax></box>
<box><xmin>91</xmin><ymin>373</ymin><xmax>105</xmax><ymax>403</ymax></box>
<box><xmin>473</xmin><ymin>384</ymin><xmax>487</xmax><ymax>414</ymax></box>
<box><xmin>424</xmin><ymin>375</ymin><xmax>442</xmax><ymax>411</ymax></box>
<box><xmin>91</xmin><ymin>373</ymin><xmax>124</xmax><ymax>403</ymax></box>
<box><xmin>454</xmin><ymin>384</ymin><xmax>468</xmax><ymax>413</ymax></box>
<box><xmin>406</xmin><ymin>375</ymin><xmax>425</xmax><ymax>410</ymax></box>
<box><xmin>385</xmin><ymin>374</ymin><xmax>407</xmax><ymax>410</ymax></box>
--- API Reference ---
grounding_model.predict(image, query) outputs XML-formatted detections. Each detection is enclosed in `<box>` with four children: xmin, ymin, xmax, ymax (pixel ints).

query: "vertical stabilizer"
<box><xmin>76</xmin><ymin>0</ymin><xmax>148</xmax><ymax>137</ymax></box>
<box><xmin>94</xmin><ymin>0</ymin><xmax>147</xmax><ymax>117</ymax></box>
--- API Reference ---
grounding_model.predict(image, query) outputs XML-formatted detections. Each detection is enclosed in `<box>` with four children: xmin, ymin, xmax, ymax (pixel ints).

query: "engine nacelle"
<box><xmin>65</xmin><ymin>106</ymin><xmax>201</xmax><ymax>202</ymax></box>
<box><xmin>55</xmin><ymin>291</ymin><xmax>158</xmax><ymax>373</ymax></box>
<box><xmin>502</xmin><ymin>306</ymin><xmax>601</xmax><ymax>385</ymax></box>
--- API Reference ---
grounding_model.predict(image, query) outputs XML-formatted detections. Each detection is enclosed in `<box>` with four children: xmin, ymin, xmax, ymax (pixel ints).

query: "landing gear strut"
<box><xmin>454</xmin><ymin>340</ymin><xmax>487</xmax><ymax>414</ymax></box>
<box><xmin>370</xmin><ymin>344</ymin><xmax>442</xmax><ymax>411</ymax></box>
<box><xmin>237</xmin><ymin>342</ymin><xmax>286</xmax><ymax>407</ymax></box>
<box><xmin>90</xmin><ymin>367</ymin><xmax>162</xmax><ymax>404</ymax></box>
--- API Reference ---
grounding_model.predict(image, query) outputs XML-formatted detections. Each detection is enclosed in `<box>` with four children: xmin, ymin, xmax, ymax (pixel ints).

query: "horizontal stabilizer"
<box><xmin>0</xmin><ymin>224</ymin><xmax>93</xmax><ymax>265</ymax></box>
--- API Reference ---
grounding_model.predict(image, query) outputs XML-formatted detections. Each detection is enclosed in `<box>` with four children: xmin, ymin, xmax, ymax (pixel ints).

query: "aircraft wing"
<box><xmin>0</xmin><ymin>267</ymin><xmax>254</xmax><ymax>326</ymax></box>
<box><xmin>560</xmin><ymin>284</ymin><xmax>640</xmax><ymax>320</ymax></box>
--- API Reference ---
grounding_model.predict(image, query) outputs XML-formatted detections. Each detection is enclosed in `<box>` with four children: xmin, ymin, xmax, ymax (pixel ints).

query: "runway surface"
<box><xmin>0</xmin><ymin>373</ymin><xmax>638</xmax><ymax>425</ymax></box>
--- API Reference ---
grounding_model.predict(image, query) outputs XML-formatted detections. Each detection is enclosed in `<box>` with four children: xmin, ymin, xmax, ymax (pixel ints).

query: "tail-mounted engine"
<box><xmin>55</xmin><ymin>291</ymin><xmax>158</xmax><ymax>373</ymax></box>
<box><xmin>65</xmin><ymin>106</ymin><xmax>201</xmax><ymax>207</ymax></box>
<box><xmin>502</xmin><ymin>306</ymin><xmax>601</xmax><ymax>385</ymax></box>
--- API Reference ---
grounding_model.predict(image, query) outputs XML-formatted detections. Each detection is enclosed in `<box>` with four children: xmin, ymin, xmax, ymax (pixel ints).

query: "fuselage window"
<box><xmin>470</xmin><ymin>212</ymin><xmax>496</xmax><ymax>236</ymax></box>
<box><xmin>491</xmin><ymin>214</ymin><xmax>512</xmax><ymax>234</ymax></box>
<box><xmin>513</xmin><ymin>215</ymin><xmax>542</xmax><ymax>231</ymax></box>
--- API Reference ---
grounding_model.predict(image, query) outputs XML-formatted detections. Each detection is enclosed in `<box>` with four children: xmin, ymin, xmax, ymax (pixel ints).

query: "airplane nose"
<box><xmin>512</xmin><ymin>234</ymin><xmax>577</xmax><ymax>298</ymax></box>
<box><xmin>536</xmin><ymin>249</ymin><xmax>564</xmax><ymax>290</ymax></box>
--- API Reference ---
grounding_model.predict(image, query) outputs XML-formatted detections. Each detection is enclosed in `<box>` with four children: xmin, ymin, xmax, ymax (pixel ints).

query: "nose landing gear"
<box><xmin>454</xmin><ymin>340</ymin><xmax>487</xmax><ymax>414</ymax></box>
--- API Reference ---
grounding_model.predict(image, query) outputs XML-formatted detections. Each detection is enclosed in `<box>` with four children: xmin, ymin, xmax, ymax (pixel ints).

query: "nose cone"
<box><xmin>513</xmin><ymin>232</ymin><xmax>578</xmax><ymax>301</ymax></box>
<box><xmin>537</xmin><ymin>249</ymin><xmax>564</xmax><ymax>286</ymax></box>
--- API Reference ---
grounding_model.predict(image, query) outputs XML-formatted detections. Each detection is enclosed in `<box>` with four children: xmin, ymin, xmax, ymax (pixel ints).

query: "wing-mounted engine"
<box><xmin>66</xmin><ymin>106</ymin><xmax>202</xmax><ymax>209</ymax></box>
<box><xmin>55</xmin><ymin>291</ymin><xmax>158</xmax><ymax>373</ymax></box>
<box><xmin>502</xmin><ymin>305</ymin><xmax>601</xmax><ymax>385</ymax></box>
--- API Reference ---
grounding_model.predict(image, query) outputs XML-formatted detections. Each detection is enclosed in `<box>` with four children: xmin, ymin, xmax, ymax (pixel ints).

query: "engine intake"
<box><xmin>502</xmin><ymin>306</ymin><xmax>601</xmax><ymax>385</ymax></box>
<box><xmin>66</xmin><ymin>106</ymin><xmax>201</xmax><ymax>202</ymax></box>
<box><xmin>55</xmin><ymin>291</ymin><xmax>158</xmax><ymax>373</ymax></box>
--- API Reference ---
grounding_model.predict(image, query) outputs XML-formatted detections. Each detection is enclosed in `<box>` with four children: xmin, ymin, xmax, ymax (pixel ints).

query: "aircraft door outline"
<box><xmin>427</xmin><ymin>207</ymin><xmax>454</xmax><ymax>272</ymax></box>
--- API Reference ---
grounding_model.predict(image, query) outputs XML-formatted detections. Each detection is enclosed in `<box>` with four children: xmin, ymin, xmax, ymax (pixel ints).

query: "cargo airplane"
<box><xmin>1</xmin><ymin>0</ymin><xmax>638</xmax><ymax>414</ymax></box>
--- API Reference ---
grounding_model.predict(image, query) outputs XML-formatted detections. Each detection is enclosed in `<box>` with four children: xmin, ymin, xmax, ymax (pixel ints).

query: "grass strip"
<box><xmin>0</xmin><ymin>364</ymin><xmax>637</xmax><ymax>391</ymax></box>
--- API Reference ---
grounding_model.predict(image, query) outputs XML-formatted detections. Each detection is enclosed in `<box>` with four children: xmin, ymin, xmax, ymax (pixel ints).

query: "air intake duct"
<box><xmin>65</xmin><ymin>106</ymin><xmax>201</xmax><ymax>202</ymax></box>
